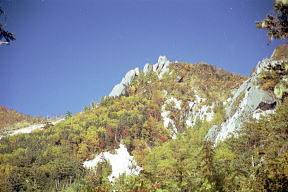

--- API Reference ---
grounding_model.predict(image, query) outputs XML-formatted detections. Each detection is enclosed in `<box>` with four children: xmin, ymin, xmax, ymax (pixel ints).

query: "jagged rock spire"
<box><xmin>109</xmin><ymin>56</ymin><xmax>171</xmax><ymax>97</ymax></box>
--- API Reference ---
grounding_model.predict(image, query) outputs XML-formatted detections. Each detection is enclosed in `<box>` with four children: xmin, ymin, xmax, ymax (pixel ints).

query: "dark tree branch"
<box><xmin>0</xmin><ymin>4</ymin><xmax>15</xmax><ymax>45</ymax></box>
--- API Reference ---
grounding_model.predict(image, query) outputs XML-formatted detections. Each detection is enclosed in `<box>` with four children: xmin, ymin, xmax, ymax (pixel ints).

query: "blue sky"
<box><xmin>0</xmin><ymin>0</ymin><xmax>282</xmax><ymax>116</ymax></box>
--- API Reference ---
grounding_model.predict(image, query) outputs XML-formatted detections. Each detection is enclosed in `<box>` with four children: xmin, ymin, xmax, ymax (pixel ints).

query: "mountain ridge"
<box><xmin>0</xmin><ymin>45</ymin><xmax>287</xmax><ymax>191</ymax></box>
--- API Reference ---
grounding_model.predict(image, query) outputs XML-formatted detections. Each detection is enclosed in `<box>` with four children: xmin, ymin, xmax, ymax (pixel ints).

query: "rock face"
<box><xmin>206</xmin><ymin>52</ymin><xmax>288</xmax><ymax>144</ymax></box>
<box><xmin>161</xmin><ymin>97</ymin><xmax>182</xmax><ymax>138</ymax></box>
<box><xmin>185</xmin><ymin>95</ymin><xmax>214</xmax><ymax>127</ymax></box>
<box><xmin>109</xmin><ymin>56</ymin><xmax>171</xmax><ymax>97</ymax></box>
<box><xmin>152</xmin><ymin>56</ymin><xmax>171</xmax><ymax>78</ymax></box>
<box><xmin>161</xmin><ymin>94</ymin><xmax>215</xmax><ymax>139</ymax></box>
<box><xmin>143</xmin><ymin>63</ymin><xmax>153</xmax><ymax>75</ymax></box>
<box><xmin>142</xmin><ymin>56</ymin><xmax>171</xmax><ymax>77</ymax></box>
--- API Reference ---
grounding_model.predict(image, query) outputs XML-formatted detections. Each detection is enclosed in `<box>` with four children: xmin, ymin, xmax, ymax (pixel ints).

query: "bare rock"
<box><xmin>143</xmin><ymin>63</ymin><xmax>153</xmax><ymax>75</ymax></box>
<box><xmin>109</xmin><ymin>68</ymin><xmax>139</xmax><ymax>97</ymax></box>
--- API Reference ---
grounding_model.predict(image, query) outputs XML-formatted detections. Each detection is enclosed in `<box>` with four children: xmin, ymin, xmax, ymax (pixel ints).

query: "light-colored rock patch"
<box><xmin>9</xmin><ymin>124</ymin><xmax>45</xmax><ymax>136</ymax></box>
<box><xmin>1</xmin><ymin>118</ymin><xmax>64</xmax><ymax>139</ymax></box>
<box><xmin>83</xmin><ymin>144</ymin><xmax>141</xmax><ymax>182</ymax></box>
<box><xmin>109</xmin><ymin>68</ymin><xmax>139</xmax><ymax>97</ymax></box>
<box><xmin>142</xmin><ymin>56</ymin><xmax>171</xmax><ymax>78</ymax></box>
<box><xmin>252</xmin><ymin>109</ymin><xmax>275</xmax><ymax>120</ymax></box>
<box><xmin>161</xmin><ymin>97</ymin><xmax>182</xmax><ymax>138</ymax></box>
<box><xmin>185</xmin><ymin>95</ymin><xmax>214</xmax><ymax>127</ymax></box>
<box><xmin>143</xmin><ymin>63</ymin><xmax>153</xmax><ymax>75</ymax></box>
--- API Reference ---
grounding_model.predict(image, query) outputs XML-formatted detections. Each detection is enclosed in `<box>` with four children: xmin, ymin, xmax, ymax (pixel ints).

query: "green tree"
<box><xmin>256</xmin><ymin>0</ymin><xmax>288</xmax><ymax>42</ymax></box>
<box><xmin>65</xmin><ymin>111</ymin><xmax>72</xmax><ymax>119</ymax></box>
<box><xmin>197</xmin><ymin>142</ymin><xmax>223</xmax><ymax>192</ymax></box>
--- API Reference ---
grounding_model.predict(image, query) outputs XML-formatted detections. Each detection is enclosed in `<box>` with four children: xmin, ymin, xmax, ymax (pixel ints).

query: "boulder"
<box><xmin>152</xmin><ymin>56</ymin><xmax>171</xmax><ymax>78</ymax></box>
<box><xmin>109</xmin><ymin>68</ymin><xmax>139</xmax><ymax>97</ymax></box>
<box><xmin>122</xmin><ymin>68</ymin><xmax>139</xmax><ymax>85</ymax></box>
<box><xmin>143</xmin><ymin>63</ymin><xmax>153</xmax><ymax>74</ymax></box>
<box><xmin>109</xmin><ymin>84</ymin><xmax>127</xmax><ymax>97</ymax></box>
<box><xmin>153</xmin><ymin>56</ymin><xmax>169</xmax><ymax>72</ymax></box>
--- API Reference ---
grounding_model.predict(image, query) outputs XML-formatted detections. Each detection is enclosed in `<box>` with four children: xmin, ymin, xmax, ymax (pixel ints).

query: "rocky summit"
<box><xmin>109</xmin><ymin>56</ymin><xmax>171</xmax><ymax>97</ymax></box>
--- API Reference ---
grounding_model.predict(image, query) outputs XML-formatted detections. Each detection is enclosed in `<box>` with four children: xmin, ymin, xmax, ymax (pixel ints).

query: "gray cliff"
<box><xmin>206</xmin><ymin>54</ymin><xmax>288</xmax><ymax>144</ymax></box>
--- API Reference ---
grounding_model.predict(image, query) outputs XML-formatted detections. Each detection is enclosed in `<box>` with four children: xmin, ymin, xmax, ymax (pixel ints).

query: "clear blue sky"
<box><xmin>0</xmin><ymin>0</ymin><xmax>283</xmax><ymax>117</ymax></box>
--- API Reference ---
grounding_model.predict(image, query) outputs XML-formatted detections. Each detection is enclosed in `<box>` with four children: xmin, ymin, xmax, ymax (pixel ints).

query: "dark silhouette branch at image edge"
<box><xmin>256</xmin><ymin>0</ymin><xmax>288</xmax><ymax>43</ymax></box>
<box><xmin>0</xmin><ymin>4</ymin><xmax>15</xmax><ymax>45</ymax></box>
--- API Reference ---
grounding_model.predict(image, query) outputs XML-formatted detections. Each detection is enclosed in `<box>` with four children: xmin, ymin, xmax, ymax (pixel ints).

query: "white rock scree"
<box><xmin>0</xmin><ymin>118</ymin><xmax>64</xmax><ymax>140</ymax></box>
<box><xmin>83</xmin><ymin>144</ymin><xmax>141</xmax><ymax>182</ymax></box>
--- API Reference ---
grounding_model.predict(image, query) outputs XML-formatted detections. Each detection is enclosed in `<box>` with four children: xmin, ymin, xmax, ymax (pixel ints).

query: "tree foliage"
<box><xmin>256</xmin><ymin>0</ymin><xmax>288</xmax><ymax>42</ymax></box>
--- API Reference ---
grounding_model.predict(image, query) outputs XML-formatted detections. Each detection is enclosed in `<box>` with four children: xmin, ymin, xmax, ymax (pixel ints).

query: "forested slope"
<box><xmin>0</xmin><ymin>47</ymin><xmax>287</xmax><ymax>191</ymax></box>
